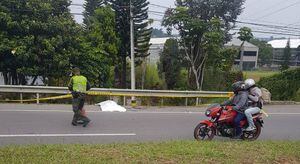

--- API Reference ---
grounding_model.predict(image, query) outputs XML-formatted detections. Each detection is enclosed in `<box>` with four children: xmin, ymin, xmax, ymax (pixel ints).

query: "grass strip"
<box><xmin>0</xmin><ymin>140</ymin><xmax>299</xmax><ymax>163</ymax></box>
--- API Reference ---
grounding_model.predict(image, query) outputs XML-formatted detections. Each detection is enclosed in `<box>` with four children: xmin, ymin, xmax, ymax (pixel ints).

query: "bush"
<box><xmin>295</xmin><ymin>89</ymin><xmax>300</xmax><ymax>102</ymax></box>
<box><xmin>258</xmin><ymin>68</ymin><xmax>300</xmax><ymax>101</ymax></box>
<box><xmin>203</xmin><ymin>68</ymin><xmax>243</xmax><ymax>91</ymax></box>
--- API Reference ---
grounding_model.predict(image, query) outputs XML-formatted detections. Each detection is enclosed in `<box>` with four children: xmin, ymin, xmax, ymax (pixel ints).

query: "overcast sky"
<box><xmin>70</xmin><ymin>0</ymin><xmax>300</xmax><ymax>38</ymax></box>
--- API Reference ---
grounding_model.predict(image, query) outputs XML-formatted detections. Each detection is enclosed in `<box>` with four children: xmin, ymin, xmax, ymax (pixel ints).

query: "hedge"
<box><xmin>258</xmin><ymin>68</ymin><xmax>300</xmax><ymax>101</ymax></box>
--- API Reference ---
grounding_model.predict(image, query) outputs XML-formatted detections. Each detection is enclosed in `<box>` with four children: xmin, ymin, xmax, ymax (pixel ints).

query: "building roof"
<box><xmin>225</xmin><ymin>38</ymin><xmax>258</xmax><ymax>48</ymax></box>
<box><xmin>150</xmin><ymin>37</ymin><xmax>171</xmax><ymax>45</ymax></box>
<box><xmin>150</xmin><ymin>37</ymin><xmax>258</xmax><ymax>49</ymax></box>
<box><xmin>268</xmin><ymin>39</ymin><xmax>300</xmax><ymax>49</ymax></box>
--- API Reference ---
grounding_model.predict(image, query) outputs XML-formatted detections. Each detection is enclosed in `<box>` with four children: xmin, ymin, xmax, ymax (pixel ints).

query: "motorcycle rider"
<box><xmin>244</xmin><ymin>79</ymin><xmax>263</xmax><ymax>131</ymax></box>
<box><xmin>221</xmin><ymin>81</ymin><xmax>249</xmax><ymax>139</ymax></box>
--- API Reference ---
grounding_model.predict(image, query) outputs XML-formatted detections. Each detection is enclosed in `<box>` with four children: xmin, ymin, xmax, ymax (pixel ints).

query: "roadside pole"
<box><xmin>130</xmin><ymin>0</ymin><xmax>136</xmax><ymax>107</ymax></box>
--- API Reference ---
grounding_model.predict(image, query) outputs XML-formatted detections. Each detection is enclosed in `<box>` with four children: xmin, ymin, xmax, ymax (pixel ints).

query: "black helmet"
<box><xmin>232</xmin><ymin>81</ymin><xmax>245</xmax><ymax>93</ymax></box>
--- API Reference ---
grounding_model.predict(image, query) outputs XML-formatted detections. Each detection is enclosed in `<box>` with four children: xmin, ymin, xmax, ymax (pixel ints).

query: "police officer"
<box><xmin>68</xmin><ymin>67</ymin><xmax>91</xmax><ymax>127</ymax></box>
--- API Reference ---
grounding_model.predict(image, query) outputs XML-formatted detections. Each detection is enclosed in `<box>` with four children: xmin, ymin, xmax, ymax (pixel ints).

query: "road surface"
<box><xmin>0</xmin><ymin>104</ymin><xmax>299</xmax><ymax>146</ymax></box>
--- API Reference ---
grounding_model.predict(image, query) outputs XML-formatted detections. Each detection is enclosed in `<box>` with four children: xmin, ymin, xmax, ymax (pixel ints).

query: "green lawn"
<box><xmin>243</xmin><ymin>71</ymin><xmax>279</xmax><ymax>82</ymax></box>
<box><xmin>0</xmin><ymin>140</ymin><xmax>299</xmax><ymax>163</ymax></box>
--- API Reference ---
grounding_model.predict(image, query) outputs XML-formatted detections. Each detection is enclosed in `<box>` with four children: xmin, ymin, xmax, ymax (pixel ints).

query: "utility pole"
<box><xmin>130</xmin><ymin>0</ymin><xmax>136</xmax><ymax>107</ymax></box>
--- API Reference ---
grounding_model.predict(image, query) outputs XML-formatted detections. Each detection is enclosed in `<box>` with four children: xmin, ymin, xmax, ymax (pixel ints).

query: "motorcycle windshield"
<box><xmin>207</xmin><ymin>104</ymin><xmax>221</xmax><ymax>110</ymax></box>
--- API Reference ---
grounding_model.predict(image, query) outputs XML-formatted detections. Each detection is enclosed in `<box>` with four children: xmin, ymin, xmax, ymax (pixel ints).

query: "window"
<box><xmin>236</xmin><ymin>51</ymin><xmax>257</xmax><ymax>59</ymax></box>
<box><xmin>244</xmin><ymin>51</ymin><xmax>257</xmax><ymax>56</ymax></box>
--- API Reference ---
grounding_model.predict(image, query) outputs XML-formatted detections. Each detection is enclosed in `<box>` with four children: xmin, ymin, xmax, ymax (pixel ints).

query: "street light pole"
<box><xmin>130</xmin><ymin>0</ymin><xmax>136</xmax><ymax>106</ymax></box>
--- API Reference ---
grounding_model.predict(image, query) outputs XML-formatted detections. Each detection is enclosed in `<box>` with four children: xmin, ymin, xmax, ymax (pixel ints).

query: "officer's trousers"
<box><xmin>72</xmin><ymin>92</ymin><xmax>90</xmax><ymax>123</ymax></box>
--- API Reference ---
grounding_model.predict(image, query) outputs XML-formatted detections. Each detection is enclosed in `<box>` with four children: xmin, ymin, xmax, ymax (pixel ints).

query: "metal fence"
<box><xmin>0</xmin><ymin>85</ymin><xmax>232</xmax><ymax>105</ymax></box>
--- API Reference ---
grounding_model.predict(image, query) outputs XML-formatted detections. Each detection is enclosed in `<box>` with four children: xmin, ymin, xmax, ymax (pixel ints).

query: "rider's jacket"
<box><xmin>222</xmin><ymin>90</ymin><xmax>249</xmax><ymax>113</ymax></box>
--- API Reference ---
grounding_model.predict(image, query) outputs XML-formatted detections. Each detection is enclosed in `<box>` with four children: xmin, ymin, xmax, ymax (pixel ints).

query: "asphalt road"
<box><xmin>0</xmin><ymin>104</ymin><xmax>299</xmax><ymax>146</ymax></box>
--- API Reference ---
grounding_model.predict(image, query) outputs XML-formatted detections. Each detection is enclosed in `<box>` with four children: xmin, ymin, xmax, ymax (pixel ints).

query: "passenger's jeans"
<box><xmin>245</xmin><ymin>107</ymin><xmax>260</xmax><ymax>128</ymax></box>
<box><xmin>234</xmin><ymin>112</ymin><xmax>245</xmax><ymax>136</ymax></box>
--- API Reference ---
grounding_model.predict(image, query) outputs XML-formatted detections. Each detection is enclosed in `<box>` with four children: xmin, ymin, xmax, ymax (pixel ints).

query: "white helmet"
<box><xmin>244</xmin><ymin>79</ymin><xmax>255</xmax><ymax>89</ymax></box>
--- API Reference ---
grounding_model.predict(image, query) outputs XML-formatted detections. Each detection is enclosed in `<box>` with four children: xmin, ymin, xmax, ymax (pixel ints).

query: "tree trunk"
<box><xmin>239</xmin><ymin>41</ymin><xmax>245</xmax><ymax>70</ymax></box>
<box><xmin>200</xmin><ymin>63</ymin><xmax>205</xmax><ymax>91</ymax></box>
<box><xmin>191</xmin><ymin>66</ymin><xmax>200</xmax><ymax>90</ymax></box>
<box><xmin>3</xmin><ymin>72</ymin><xmax>9</xmax><ymax>85</ymax></box>
<box><xmin>141</xmin><ymin>59</ymin><xmax>146</xmax><ymax>90</ymax></box>
<box><xmin>31</xmin><ymin>76</ymin><xmax>38</xmax><ymax>86</ymax></box>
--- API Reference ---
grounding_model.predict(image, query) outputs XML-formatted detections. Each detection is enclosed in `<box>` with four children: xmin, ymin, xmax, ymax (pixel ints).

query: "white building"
<box><xmin>225</xmin><ymin>38</ymin><xmax>259</xmax><ymax>70</ymax></box>
<box><xmin>268</xmin><ymin>39</ymin><xmax>300</xmax><ymax>67</ymax></box>
<box><xmin>148</xmin><ymin>37</ymin><xmax>171</xmax><ymax>63</ymax></box>
<box><xmin>148</xmin><ymin>37</ymin><xmax>259</xmax><ymax>70</ymax></box>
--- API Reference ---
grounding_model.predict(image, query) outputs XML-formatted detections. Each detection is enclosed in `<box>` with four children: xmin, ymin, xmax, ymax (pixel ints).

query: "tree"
<box><xmin>75</xmin><ymin>6</ymin><xmax>119</xmax><ymax>87</ymax></box>
<box><xmin>158</xmin><ymin>38</ymin><xmax>182</xmax><ymax>89</ymax></box>
<box><xmin>110</xmin><ymin>0</ymin><xmax>152</xmax><ymax>88</ymax></box>
<box><xmin>83</xmin><ymin>0</ymin><xmax>105</xmax><ymax>26</ymax></box>
<box><xmin>0</xmin><ymin>0</ymin><xmax>81</xmax><ymax>85</ymax></box>
<box><xmin>163</xmin><ymin>0</ymin><xmax>245</xmax><ymax>90</ymax></box>
<box><xmin>281</xmin><ymin>38</ymin><xmax>291</xmax><ymax>71</ymax></box>
<box><xmin>249</xmin><ymin>38</ymin><xmax>273</xmax><ymax>67</ymax></box>
<box><xmin>238</xmin><ymin>27</ymin><xmax>253</xmax><ymax>70</ymax></box>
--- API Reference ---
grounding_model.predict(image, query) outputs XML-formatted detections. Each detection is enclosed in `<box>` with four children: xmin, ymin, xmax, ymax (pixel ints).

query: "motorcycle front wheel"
<box><xmin>194</xmin><ymin>123</ymin><xmax>215</xmax><ymax>140</ymax></box>
<box><xmin>242</xmin><ymin>121</ymin><xmax>262</xmax><ymax>141</ymax></box>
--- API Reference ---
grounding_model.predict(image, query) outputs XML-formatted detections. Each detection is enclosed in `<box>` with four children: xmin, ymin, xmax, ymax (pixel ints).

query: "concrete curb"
<box><xmin>267</xmin><ymin>101</ymin><xmax>300</xmax><ymax>105</ymax></box>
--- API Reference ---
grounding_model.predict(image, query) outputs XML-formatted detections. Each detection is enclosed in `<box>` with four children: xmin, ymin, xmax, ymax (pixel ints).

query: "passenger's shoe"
<box><xmin>245</xmin><ymin>126</ymin><xmax>256</xmax><ymax>131</ymax></box>
<box><xmin>82</xmin><ymin>120</ymin><xmax>90</xmax><ymax>127</ymax></box>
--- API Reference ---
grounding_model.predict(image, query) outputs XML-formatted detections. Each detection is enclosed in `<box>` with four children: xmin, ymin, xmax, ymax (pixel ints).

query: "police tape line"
<box><xmin>0</xmin><ymin>91</ymin><xmax>233</xmax><ymax>102</ymax></box>
<box><xmin>0</xmin><ymin>94</ymin><xmax>73</xmax><ymax>102</ymax></box>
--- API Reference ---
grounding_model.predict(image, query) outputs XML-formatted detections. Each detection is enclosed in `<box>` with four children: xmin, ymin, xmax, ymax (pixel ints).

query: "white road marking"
<box><xmin>0</xmin><ymin>110</ymin><xmax>299</xmax><ymax>115</ymax></box>
<box><xmin>0</xmin><ymin>133</ymin><xmax>136</xmax><ymax>137</ymax></box>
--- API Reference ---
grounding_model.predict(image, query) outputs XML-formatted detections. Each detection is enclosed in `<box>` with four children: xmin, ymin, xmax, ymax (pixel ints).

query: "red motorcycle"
<box><xmin>194</xmin><ymin>104</ymin><xmax>264</xmax><ymax>141</ymax></box>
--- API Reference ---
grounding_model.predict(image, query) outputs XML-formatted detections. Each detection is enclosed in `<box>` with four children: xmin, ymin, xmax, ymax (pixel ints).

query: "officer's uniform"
<box><xmin>68</xmin><ymin>75</ymin><xmax>91</xmax><ymax>126</ymax></box>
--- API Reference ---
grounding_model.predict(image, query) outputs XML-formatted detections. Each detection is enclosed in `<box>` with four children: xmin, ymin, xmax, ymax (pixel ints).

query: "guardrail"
<box><xmin>0</xmin><ymin>85</ymin><xmax>233</xmax><ymax>105</ymax></box>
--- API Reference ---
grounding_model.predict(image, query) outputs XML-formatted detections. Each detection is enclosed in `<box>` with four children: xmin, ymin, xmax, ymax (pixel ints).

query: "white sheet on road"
<box><xmin>96</xmin><ymin>100</ymin><xmax>126</xmax><ymax>112</ymax></box>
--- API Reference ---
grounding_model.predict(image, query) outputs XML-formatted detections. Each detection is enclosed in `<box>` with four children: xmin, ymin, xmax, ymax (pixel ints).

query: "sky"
<box><xmin>70</xmin><ymin>0</ymin><xmax>300</xmax><ymax>38</ymax></box>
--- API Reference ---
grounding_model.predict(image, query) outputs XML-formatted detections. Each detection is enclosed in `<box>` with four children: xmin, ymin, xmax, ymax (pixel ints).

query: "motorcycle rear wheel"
<box><xmin>194</xmin><ymin>123</ymin><xmax>215</xmax><ymax>140</ymax></box>
<box><xmin>242</xmin><ymin>121</ymin><xmax>262</xmax><ymax>141</ymax></box>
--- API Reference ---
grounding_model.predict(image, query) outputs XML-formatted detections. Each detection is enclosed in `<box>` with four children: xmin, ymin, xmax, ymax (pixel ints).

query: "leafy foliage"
<box><xmin>0</xmin><ymin>0</ymin><xmax>80</xmax><ymax>85</ymax></box>
<box><xmin>144</xmin><ymin>64</ymin><xmax>164</xmax><ymax>89</ymax></box>
<box><xmin>238</xmin><ymin>27</ymin><xmax>253</xmax><ymax>43</ymax></box>
<box><xmin>163</xmin><ymin>0</ymin><xmax>245</xmax><ymax>90</ymax></box>
<box><xmin>76</xmin><ymin>6</ymin><xmax>119</xmax><ymax>87</ymax></box>
<box><xmin>110</xmin><ymin>0</ymin><xmax>152</xmax><ymax>88</ymax></box>
<box><xmin>280</xmin><ymin>38</ymin><xmax>291</xmax><ymax>71</ymax></box>
<box><xmin>258</xmin><ymin>68</ymin><xmax>300</xmax><ymax>100</ymax></box>
<box><xmin>249</xmin><ymin>38</ymin><xmax>273</xmax><ymax>67</ymax></box>
<box><xmin>158</xmin><ymin>38</ymin><xmax>183</xmax><ymax>89</ymax></box>
<box><xmin>83</xmin><ymin>0</ymin><xmax>105</xmax><ymax>25</ymax></box>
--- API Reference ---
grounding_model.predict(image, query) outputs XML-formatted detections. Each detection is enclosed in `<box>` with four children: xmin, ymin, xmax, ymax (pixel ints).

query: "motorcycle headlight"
<box><xmin>205</xmin><ymin>110</ymin><xmax>211</xmax><ymax>117</ymax></box>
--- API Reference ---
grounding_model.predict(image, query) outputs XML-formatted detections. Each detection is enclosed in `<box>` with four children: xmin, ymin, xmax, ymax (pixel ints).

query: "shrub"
<box><xmin>295</xmin><ymin>89</ymin><xmax>300</xmax><ymax>102</ymax></box>
<box><xmin>258</xmin><ymin>68</ymin><xmax>300</xmax><ymax>101</ymax></box>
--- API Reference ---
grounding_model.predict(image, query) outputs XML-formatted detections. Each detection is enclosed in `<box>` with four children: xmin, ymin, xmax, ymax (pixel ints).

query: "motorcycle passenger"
<box><xmin>221</xmin><ymin>81</ymin><xmax>249</xmax><ymax>139</ymax></box>
<box><xmin>244</xmin><ymin>79</ymin><xmax>263</xmax><ymax>131</ymax></box>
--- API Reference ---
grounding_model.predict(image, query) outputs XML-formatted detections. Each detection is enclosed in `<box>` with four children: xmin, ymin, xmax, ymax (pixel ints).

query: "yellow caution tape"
<box><xmin>0</xmin><ymin>94</ymin><xmax>72</xmax><ymax>102</ymax></box>
<box><xmin>0</xmin><ymin>91</ymin><xmax>232</xmax><ymax>102</ymax></box>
